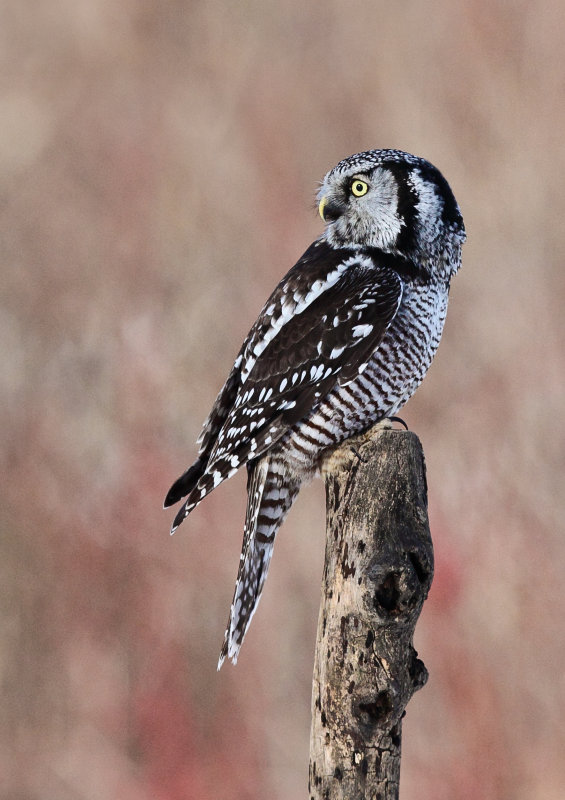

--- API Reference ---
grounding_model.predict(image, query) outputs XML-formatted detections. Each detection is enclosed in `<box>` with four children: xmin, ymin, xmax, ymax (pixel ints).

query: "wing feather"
<box><xmin>206</xmin><ymin>247</ymin><xmax>403</xmax><ymax>470</ymax></box>
<box><xmin>165</xmin><ymin>240</ymin><xmax>404</xmax><ymax>522</ymax></box>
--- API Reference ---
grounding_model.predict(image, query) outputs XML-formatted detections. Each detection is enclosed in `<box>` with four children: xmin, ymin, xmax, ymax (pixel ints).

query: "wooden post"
<box><xmin>309</xmin><ymin>426</ymin><xmax>433</xmax><ymax>800</ymax></box>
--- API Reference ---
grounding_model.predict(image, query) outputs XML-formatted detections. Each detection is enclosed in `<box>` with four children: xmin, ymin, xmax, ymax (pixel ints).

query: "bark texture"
<box><xmin>309</xmin><ymin>426</ymin><xmax>433</xmax><ymax>800</ymax></box>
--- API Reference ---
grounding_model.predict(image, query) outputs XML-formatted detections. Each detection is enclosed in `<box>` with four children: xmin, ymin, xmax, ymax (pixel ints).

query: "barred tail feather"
<box><xmin>218</xmin><ymin>455</ymin><xmax>300</xmax><ymax>669</ymax></box>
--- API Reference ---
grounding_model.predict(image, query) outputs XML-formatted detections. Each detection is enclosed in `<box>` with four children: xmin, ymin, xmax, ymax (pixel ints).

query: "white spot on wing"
<box><xmin>310</xmin><ymin>364</ymin><xmax>324</xmax><ymax>381</ymax></box>
<box><xmin>239</xmin><ymin>261</ymin><xmax>350</xmax><ymax>382</ymax></box>
<box><xmin>330</xmin><ymin>345</ymin><xmax>346</xmax><ymax>359</ymax></box>
<box><xmin>352</xmin><ymin>324</ymin><xmax>374</xmax><ymax>338</ymax></box>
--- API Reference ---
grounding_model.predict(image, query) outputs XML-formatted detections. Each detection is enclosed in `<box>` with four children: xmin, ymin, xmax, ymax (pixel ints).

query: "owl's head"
<box><xmin>317</xmin><ymin>149</ymin><xmax>465</xmax><ymax>276</ymax></box>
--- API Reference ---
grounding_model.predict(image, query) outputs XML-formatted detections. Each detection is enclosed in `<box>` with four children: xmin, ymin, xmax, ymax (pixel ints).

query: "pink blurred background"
<box><xmin>2</xmin><ymin>2</ymin><xmax>565</xmax><ymax>798</ymax></box>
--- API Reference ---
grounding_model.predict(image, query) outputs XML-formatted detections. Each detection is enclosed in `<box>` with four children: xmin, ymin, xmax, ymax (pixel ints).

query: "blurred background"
<box><xmin>1</xmin><ymin>1</ymin><xmax>564</xmax><ymax>798</ymax></box>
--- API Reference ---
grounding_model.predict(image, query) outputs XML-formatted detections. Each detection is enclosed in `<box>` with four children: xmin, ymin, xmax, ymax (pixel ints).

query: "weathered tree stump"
<box><xmin>309</xmin><ymin>425</ymin><xmax>433</xmax><ymax>800</ymax></box>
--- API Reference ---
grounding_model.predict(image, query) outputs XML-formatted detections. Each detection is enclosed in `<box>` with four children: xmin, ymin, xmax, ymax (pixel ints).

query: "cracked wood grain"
<box><xmin>309</xmin><ymin>426</ymin><xmax>433</xmax><ymax>800</ymax></box>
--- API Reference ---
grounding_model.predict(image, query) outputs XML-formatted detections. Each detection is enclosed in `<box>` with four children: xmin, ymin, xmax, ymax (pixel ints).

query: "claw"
<box><xmin>389</xmin><ymin>416</ymin><xmax>409</xmax><ymax>431</ymax></box>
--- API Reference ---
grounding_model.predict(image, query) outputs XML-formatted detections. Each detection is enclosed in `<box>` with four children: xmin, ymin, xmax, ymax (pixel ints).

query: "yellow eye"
<box><xmin>351</xmin><ymin>179</ymin><xmax>369</xmax><ymax>197</ymax></box>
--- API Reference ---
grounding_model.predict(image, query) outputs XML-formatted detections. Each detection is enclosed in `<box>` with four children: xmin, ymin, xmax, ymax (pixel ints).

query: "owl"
<box><xmin>165</xmin><ymin>149</ymin><xmax>465</xmax><ymax>668</ymax></box>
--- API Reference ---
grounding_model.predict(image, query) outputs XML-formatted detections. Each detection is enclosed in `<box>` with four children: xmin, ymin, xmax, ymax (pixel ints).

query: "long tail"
<box><xmin>217</xmin><ymin>454</ymin><xmax>301</xmax><ymax>669</ymax></box>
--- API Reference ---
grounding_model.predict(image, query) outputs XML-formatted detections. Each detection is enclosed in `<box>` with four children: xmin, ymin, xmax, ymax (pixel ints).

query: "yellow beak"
<box><xmin>318</xmin><ymin>196</ymin><xmax>328</xmax><ymax>221</ymax></box>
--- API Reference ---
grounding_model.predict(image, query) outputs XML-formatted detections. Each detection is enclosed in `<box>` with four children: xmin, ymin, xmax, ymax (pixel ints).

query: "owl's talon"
<box><xmin>389</xmin><ymin>416</ymin><xmax>409</xmax><ymax>431</ymax></box>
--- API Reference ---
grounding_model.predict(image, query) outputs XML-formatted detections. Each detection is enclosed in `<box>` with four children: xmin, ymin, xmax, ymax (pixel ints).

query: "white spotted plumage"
<box><xmin>164</xmin><ymin>149</ymin><xmax>465</xmax><ymax>668</ymax></box>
